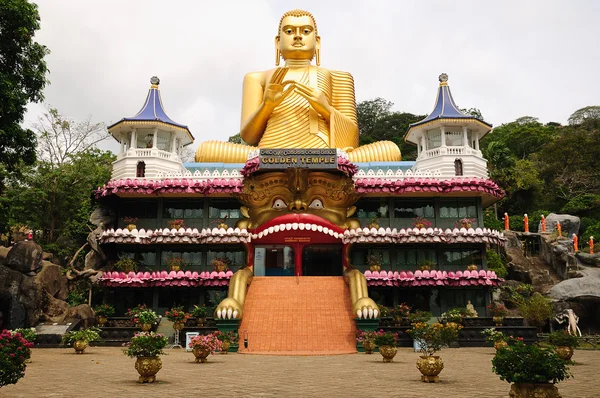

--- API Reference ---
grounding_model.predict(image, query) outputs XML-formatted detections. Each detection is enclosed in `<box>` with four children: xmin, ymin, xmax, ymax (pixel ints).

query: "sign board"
<box><xmin>259</xmin><ymin>148</ymin><xmax>337</xmax><ymax>170</ymax></box>
<box><xmin>284</xmin><ymin>236</ymin><xmax>311</xmax><ymax>243</ymax></box>
<box><xmin>185</xmin><ymin>332</ymin><xmax>199</xmax><ymax>352</ymax></box>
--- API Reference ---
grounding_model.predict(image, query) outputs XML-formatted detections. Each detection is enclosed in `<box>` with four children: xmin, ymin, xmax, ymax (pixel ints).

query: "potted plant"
<box><xmin>367</xmin><ymin>253</ymin><xmax>382</xmax><ymax>272</ymax></box>
<box><xmin>373</xmin><ymin>330</ymin><xmax>399</xmax><ymax>363</ymax></box>
<box><xmin>165</xmin><ymin>306</ymin><xmax>189</xmax><ymax>330</ymax></box>
<box><xmin>519</xmin><ymin>293</ymin><xmax>554</xmax><ymax>332</ymax></box>
<box><xmin>211</xmin><ymin>216</ymin><xmax>229</xmax><ymax>230</ymax></box>
<box><xmin>408</xmin><ymin>322</ymin><xmax>462</xmax><ymax>382</ymax></box>
<box><xmin>418</xmin><ymin>259</ymin><xmax>436</xmax><ymax>271</ymax></box>
<box><xmin>123</xmin><ymin>332</ymin><xmax>168</xmax><ymax>383</ymax></box>
<box><xmin>165</xmin><ymin>256</ymin><xmax>187</xmax><ymax>272</ymax></box>
<box><xmin>211</xmin><ymin>257</ymin><xmax>232</xmax><ymax>272</ymax></box>
<box><xmin>0</xmin><ymin>329</ymin><xmax>33</xmax><ymax>387</ymax></box>
<box><xmin>188</xmin><ymin>332</ymin><xmax>222</xmax><ymax>363</ymax></box>
<box><xmin>456</xmin><ymin>217</ymin><xmax>476</xmax><ymax>229</ymax></box>
<box><xmin>215</xmin><ymin>331</ymin><xmax>238</xmax><ymax>354</ymax></box>
<box><xmin>481</xmin><ymin>328</ymin><xmax>508</xmax><ymax>350</ymax></box>
<box><xmin>392</xmin><ymin>303</ymin><xmax>411</xmax><ymax>326</ymax></box>
<box><xmin>192</xmin><ymin>304</ymin><xmax>209</xmax><ymax>326</ymax></box>
<box><xmin>488</xmin><ymin>302</ymin><xmax>508</xmax><ymax>326</ymax></box>
<box><xmin>547</xmin><ymin>330</ymin><xmax>579</xmax><ymax>361</ymax></box>
<box><xmin>356</xmin><ymin>330</ymin><xmax>378</xmax><ymax>354</ymax></box>
<box><xmin>168</xmin><ymin>218</ymin><xmax>185</xmax><ymax>230</ymax></box>
<box><xmin>412</xmin><ymin>216</ymin><xmax>433</xmax><ymax>229</ymax></box>
<box><xmin>378</xmin><ymin>305</ymin><xmax>390</xmax><ymax>318</ymax></box>
<box><xmin>467</xmin><ymin>263</ymin><xmax>478</xmax><ymax>271</ymax></box>
<box><xmin>133</xmin><ymin>309</ymin><xmax>158</xmax><ymax>332</ymax></box>
<box><xmin>440</xmin><ymin>307</ymin><xmax>468</xmax><ymax>324</ymax></box>
<box><xmin>367</xmin><ymin>214</ymin><xmax>380</xmax><ymax>229</ymax></box>
<box><xmin>61</xmin><ymin>327</ymin><xmax>102</xmax><ymax>354</ymax></box>
<box><xmin>492</xmin><ymin>339</ymin><xmax>571</xmax><ymax>398</ymax></box>
<box><xmin>407</xmin><ymin>310</ymin><xmax>432</xmax><ymax>325</ymax></box>
<box><xmin>94</xmin><ymin>304</ymin><xmax>115</xmax><ymax>327</ymax></box>
<box><xmin>122</xmin><ymin>216</ymin><xmax>138</xmax><ymax>231</ymax></box>
<box><xmin>113</xmin><ymin>257</ymin><xmax>138</xmax><ymax>273</ymax></box>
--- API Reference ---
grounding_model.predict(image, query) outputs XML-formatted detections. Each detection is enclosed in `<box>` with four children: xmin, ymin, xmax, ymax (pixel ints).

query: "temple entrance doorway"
<box><xmin>302</xmin><ymin>245</ymin><xmax>343</xmax><ymax>276</ymax></box>
<box><xmin>254</xmin><ymin>246</ymin><xmax>295</xmax><ymax>276</ymax></box>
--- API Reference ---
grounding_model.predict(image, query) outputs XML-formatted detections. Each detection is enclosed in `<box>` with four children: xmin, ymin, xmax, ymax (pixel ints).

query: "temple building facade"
<box><xmin>94</xmin><ymin>74</ymin><xmax>505</xmax><ymax>321</ymax></box>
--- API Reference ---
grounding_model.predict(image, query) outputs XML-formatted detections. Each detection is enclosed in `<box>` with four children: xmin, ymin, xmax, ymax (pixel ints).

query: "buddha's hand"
<box><xmin>264</xmin><ymin>67</ymin><xmax>294</xmax><ymax>108</ymax></box>
<box><xmin>215</xmin><ymin>297</ymin><xmax>243</xmax><ymax>320</ymax></box>
<box><xmin>294</xmin><ymin>82</ymin><xmax>331</xmax><ymax>120</ymax></box>
<box><xmin>353</xmin><ymin>297</ymin><xmax>380</xmax><ymax>320</ymax></box>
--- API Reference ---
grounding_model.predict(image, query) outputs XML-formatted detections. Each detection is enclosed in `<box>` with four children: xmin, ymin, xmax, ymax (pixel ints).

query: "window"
<box><xmin>396</xmin><ymin>247</ymin><xmax>436</xmax><ymax>270</ymax></box>
<box><xmin>162</xmin><ymin>250</ymin><xmax>202</xmax><ymax>268</ymax></box>
<box><xmin>439</xmin><ymin>199</ymin><xmax>477</xmax><ymax>219</ymax></box>
<box><xmin>355</xmin><ymin>198</ymin><xmax>389</xmax><ymax>219</ymax></box>
<box><xmin>394</xmin><ymin>200</ymin><xmax>434</xmax><ymax>219</ymax></box>
<box><xmin>163</xmin><ymin>200</ymin><xmax>204</xmax><ymax>228</ymax></box>
<box><xmin>136</xmin><ymin>161</ymin><xmax>145</xmax><ymax>178</ymax></box>
<box><xmin>427</xmin><ymin>130</ymin><xmax>441</xmax><ymax>149</ymax></box>
<box><xmin>454</xmin><ymin>159</ymin><xmax>463</xmax><ymax>176</ymax></box>
<box><xmin>439</xmin><ymin>246</ymin><xmax>482</xmax><ymax>270</ymax></box>
<box><xmin>209</xmin><ymin>199</ymin><xmax>241</xmax><ymax>226</ymax></box>
<box><xmin>207</xmin><ymin>249</ymin><xmax>245</xmax><ymax>272</ymax></box>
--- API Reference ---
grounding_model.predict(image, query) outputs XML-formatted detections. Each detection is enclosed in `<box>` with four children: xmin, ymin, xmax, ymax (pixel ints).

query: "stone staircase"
<box><xmin>239</xmin><ymin>276</ymin><xmax>356</xmax><ymax>355</ymax></box>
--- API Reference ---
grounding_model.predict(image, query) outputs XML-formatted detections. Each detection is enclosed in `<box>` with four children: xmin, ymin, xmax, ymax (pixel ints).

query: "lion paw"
<box><xmin>353</xmin><ymin>297</ymin><xmax>379</xmax><ymax>319</ymax></box>
<box><xmin>215</xmin><ymin>298</ymin><xmax>243</xmax><ymax>319</ymax></box>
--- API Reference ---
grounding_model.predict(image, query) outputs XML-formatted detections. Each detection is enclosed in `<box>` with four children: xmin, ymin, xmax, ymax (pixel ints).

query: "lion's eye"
<box><xmin>309</xmin><ymin>199</ymin><xmax>323</xmax><ymax>209</ymax></box>
<box><xmin>272</xmin><ymin>199</ymin><xmax>286</xmax><ymax>209</ymax></box>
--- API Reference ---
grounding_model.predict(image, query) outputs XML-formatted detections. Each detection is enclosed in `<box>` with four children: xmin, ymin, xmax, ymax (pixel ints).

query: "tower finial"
<box><xmin>439</xmin><ymin>73</ymin><xmax>448</xmax><ymax>85</ymax></box>
<box><xmin>150</xmin><ymin>76</ymin><xmax>160</xmax><ymax>88</ymax></box>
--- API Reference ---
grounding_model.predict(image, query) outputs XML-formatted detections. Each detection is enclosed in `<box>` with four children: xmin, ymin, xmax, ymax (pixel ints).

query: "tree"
<box><xmin>357</xmin><ymin>98</ymin><xmax>425</xmax><ymax>160</ymax></box>
<box><xmin>460</xmin><ymin>107</ymin><xmax>485</xmax><ymax>121</ymax></box>
<box><xmin>568</xmin><ymin>106</ymin><xmax>600</xmax><ymax>128</ymax></box>
<box><xmin>0</xmin><ymin>0</ymin><xmax>49</xmax><ymax>182</ymax></box>
<box><xmin>228</xmin><ymin>133</ymin><xmax>243</xmax><ymax>144</ymax></box>
<box><xmin>34</xmin><ymin>107</ymin><xmax>109</xmax><ymax>165</ymax></box>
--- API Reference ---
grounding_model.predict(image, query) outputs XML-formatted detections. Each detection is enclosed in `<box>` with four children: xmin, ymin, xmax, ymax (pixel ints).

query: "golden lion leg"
<box><xmin>215</xmin><ymin>267</ymin><xmax>254</xmax><ymax>319</ymax></box>
<box><xmin>346</xmin><ymin>141</ymin><xmax>401</xmax><ymax>162</ymax></box>
<box><xmin>344</xmin><ymin>267</ymin><xmax>379</xmax><ymax>319</ymax></box>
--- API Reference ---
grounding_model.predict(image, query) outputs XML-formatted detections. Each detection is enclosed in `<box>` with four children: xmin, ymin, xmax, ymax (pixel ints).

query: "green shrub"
<box><xmin>486</xmin><ymin>249</ymin><xmax>508</xmax><ymax>278</ymax></box>
<box><xmin>134</xmin><ymin>310</ymin><xmax>158</xmax><ymax>325</ymax></box>
<box><xmin>408</xmin><ymin>322</ymin><xmax>462</xmax><ymax>356</ymax></box>
<box><xmin>483</xmin><ymin>208</ymin><xmax>503</xmax><ymax>231</ymax></box>
<box><xmin>0</xmin><ymin>330</ymin><xmax>33</xmax><ymax>387</ymax></box>
<box><xmin>93</xmin><ymin>304</ymin><xmax>115</xmax><ymax>317</ymax></box>
<box><xmin>192</xmin><ymin>304</ymin><xmax>209</xmax><ymax>318</ymax></box>
<box><xmin>407</xmin><ymin>310</ymin><xmax>432</xmax><ymax>324</ymax></box>
<box><xmin>440</xmin><ymin>307</ymin><xmax>469</xmax><ymax>323</ymax></box>
<box><xmin>67</xmin><ymin>289</ymin><xmax>86</xmax><ymax>306</ymax></box>
<box><xmin>62</xmin><ymin>327</ymin><xmax>101</xmax><ymax>345</ymax></box>
<box><xmin>123</xmin><ymin>332</ymin><xmax>168</xmax><ymax>357</ymax></box>
<box><xmin>12</xmin><ymin>328</ymin><xmax>37</xmax><ymax>344</ymax></box>
<box><xmin>519</xmin><ymin>293</ymin><xmax>554</xmax><ymax>330</ymax></box>
<box><xmin>547</xmin><ymin>330</ymin><xmax>579</xmax><ymax>348</ymax></box>
<box><xmin>492</xmin><ymin>340</ymin><xmax>571</xmax><ymax>384</ymax></box>
<box><xmin>373</xmin><ymin>331</ymin><xmax>398</xmax><ymax>346</ymax></box>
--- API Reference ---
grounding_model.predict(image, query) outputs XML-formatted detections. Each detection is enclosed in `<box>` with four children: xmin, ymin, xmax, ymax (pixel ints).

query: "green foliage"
<box><xmin>227</xmin><ymin>133</ymin><xmax>244</xmax><ymax>144</ymax></box>
<box><xmin>486</xmin><ymin>249</ymin><xmax>508</xmax><ymax>278</ymax></box>
<box><xmin>407</xmin><ymin>310</ymin><xmax>432</xmax><ymax>324</ymax></box>
<box><xmin>134</xmin><ymin>310</ymin><xmax>158</xmax><ymax>325</ymax></box>
<box><xmin>0</xmin><ymin>329</ymin><xmax>33</xmax><ymax>387</ymax></box>
<box><xmin>356</xmin><ymin>98</ymin><xmax>425</xmax><ymax>160</ymax></box>
<box><xmin>519</xmin><ymin>293</ymin><xmax>554</xmax><ymax>329</ymax></box>
<box><xmin>192</xmin><ymin>305</ymin><xmax>209</xmax><ymax>318</ymax></box>
<box><xmin>113</xmin><ymin>257</ymin><xmax>138</xmax><ymax>273</ymax></box>
<box><xmin>501</xmin><ymin>284</ymin><xmax>534</xmax><ymax>308</ymax></box>
<box><xmin>93</xmin><ymin>304</ymin><xmax>115</xmax><ymax>317</ymax></box>
<box><xmin>481</xmin><ymin>328</ymin><xmax>506</xmax><ymax>343</ymax></box>
<box><xmin>568</xmin><ymin>105</ymin><xmax>600</xmax><ymax>127</ymax></box>
<box><xmin>0</xmin><ymin>0</ymin><xmax>49</xmax><ymax>181</ymax></box>
<box><xmin>215</xmin><ymin>331</ymin><xmax>238</xmax><ymax>344</ymax></box>
<box><xmin>12</xmin><ymin>328</ymin><xmax>36</xmax><ymax>343</ymax></box>
<box><xmin>373</xmin><ymin>330</ymin><xmax>398</xmax><ymax>347</ymax></box>
<box><xmin>547</xmin><ymin>330</ymin><xmax>579</xmax><ymax>348</ymax></box>
<box><xmin>483</xmin><ymin>208</ymin><xmax>503</xmax><ymax>231</ymax></box>
<box><xmin>408</xmin><ymin>322</ymin><xmax>462</xmax><ymax>356</ymax></box>
<box><xmin>67</xmin><ymin>289</ymin><xmax>86</xmax><ymax>307</ymax></box>
<box><xmin>492</xmin><ymin>340</ymin><xmax>571</xmax><ymax>384</ymax></box>
<box><xmin>62</xmin><ymin>327</ymin><xmax>101</xmax><ymax>345</ymax></box>
<box><xmin>440</xmin><ymin>307</ymin><xmax>469</xmax><ymax>323</ymax></box>
<box><xmin>123</xmin><ymin>332</ymin><xmax>168</xmax><ymax>358</ymax></box>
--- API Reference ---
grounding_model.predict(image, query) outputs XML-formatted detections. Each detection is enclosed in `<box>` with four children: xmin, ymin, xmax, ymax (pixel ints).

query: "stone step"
<box><xmin>239</xmin><ymin>276</ymin><xmax>356</xmax><ymax>355</ymax></box>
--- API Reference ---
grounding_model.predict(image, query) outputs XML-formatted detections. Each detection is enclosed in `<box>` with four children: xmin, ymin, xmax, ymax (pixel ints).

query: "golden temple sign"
<box><xmin>259</xmin><ymin>149</ymin><xmax>337</xmax><ymax>169</ymax></box>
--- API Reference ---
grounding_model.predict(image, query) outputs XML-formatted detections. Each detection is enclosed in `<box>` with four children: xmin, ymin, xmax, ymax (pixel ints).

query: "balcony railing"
<box><xmin>419</xmin><ymin>146</ymin><xmax>481</xmax><ymax>160</ymax></box>
<box><xmin>116</xmin><ymin>148</ymin><xmax>180</xmax><ymax>161</ymax></box>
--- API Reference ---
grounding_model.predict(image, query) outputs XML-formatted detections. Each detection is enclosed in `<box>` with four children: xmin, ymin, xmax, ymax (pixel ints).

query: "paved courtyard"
<box><xmin>3</xmin><ymin>347</ymin><xmax>599</xmax><ymax>397</ymax></box>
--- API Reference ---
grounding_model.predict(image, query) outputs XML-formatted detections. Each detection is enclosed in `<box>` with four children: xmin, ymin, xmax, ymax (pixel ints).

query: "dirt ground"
<box><xmin>2</xmin><ymin>347</ymin><xmax>599</xmax><ymax>398</ymax></box>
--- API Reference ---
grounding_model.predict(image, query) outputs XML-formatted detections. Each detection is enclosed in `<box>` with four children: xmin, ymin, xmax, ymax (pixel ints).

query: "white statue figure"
<box><xmin>555</xmin><ymin>308</ymin><xmax>582</xmax><ymax>336</ymax></box>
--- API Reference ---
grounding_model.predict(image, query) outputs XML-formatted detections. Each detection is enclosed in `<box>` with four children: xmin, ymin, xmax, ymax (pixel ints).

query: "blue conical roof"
<box><xmin>409</xmin><ymin>73</ymin><xmax>492</xmax><ymax>129</ymax></box>
<box><xmin>108</xmin><ymin>76</ymin><xmax>192</xmax><ymax>137</ymax></box>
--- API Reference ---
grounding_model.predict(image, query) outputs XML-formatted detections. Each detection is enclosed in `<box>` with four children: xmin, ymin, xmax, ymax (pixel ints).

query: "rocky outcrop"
<box><xmin>549</xmin><ymin>268</ymin><xmax>600</xmax><ymax>301</ymax></box>
<box><xmin>0</xmin><ymin>244</ymin><xmax>91</xmax><ymax>329</ymax></box>
<box><xmin>5</xmin><ymin>241</ymin><xmax>43</xmax><ymax>274</ymax></box>
<box><xmin>544</xmin><ymin>213</ymin><xmax>580</xmax><ymax>237</ymax></box>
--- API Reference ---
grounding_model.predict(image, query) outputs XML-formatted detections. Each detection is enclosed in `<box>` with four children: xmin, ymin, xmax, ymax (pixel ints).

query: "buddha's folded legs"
<box><xmin>195</xmin><ymin>140</ymin><xmax>255</xmax><ymax>163</ymax></box>
<box><xmin>346</xmin><ymin>140</ymin><xmax>401</xmax><ymax>163</ymax></box>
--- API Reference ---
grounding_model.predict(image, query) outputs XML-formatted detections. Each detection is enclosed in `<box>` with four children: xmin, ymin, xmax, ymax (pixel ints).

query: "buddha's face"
<box><xmin>277</xmin><ymin>15</ymin><xmax>319</xmax><ymax>61</ymax></box>
<box><xmin>236</xmin><ymin>170</ymin><xmax>358</xmax><ymax>229</ymax></box>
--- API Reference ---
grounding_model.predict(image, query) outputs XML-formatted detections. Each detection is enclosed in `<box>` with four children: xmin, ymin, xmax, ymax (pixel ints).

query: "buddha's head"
<box><xmin>275</xmin><ymin>9</ymin><xmax>320</xmax><ymax>66</ymax></box>
<box><xmin>235</xmin><ymin>169</ymin><xmax>359</xmax><ymax>229</ymax></box>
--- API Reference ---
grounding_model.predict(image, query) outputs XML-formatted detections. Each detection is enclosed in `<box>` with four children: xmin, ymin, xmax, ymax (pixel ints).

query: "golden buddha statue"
<box><xmin>195</xmin><ymin>9</ymin><xmax>401</xmax><ymax>163</ymax></box>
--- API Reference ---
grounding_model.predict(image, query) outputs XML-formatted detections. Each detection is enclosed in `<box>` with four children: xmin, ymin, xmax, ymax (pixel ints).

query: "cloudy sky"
<box><xmin>25</xmin><ymin>0</ymin><xmax>600</xmax><ymax>154</ymax></box>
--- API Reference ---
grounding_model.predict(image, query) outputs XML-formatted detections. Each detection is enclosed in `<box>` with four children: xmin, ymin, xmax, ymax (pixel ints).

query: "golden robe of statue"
<box><xmin>195</xmin><ymin>10</ymin><xmax>401</xmax><ymax>163</ymax></box>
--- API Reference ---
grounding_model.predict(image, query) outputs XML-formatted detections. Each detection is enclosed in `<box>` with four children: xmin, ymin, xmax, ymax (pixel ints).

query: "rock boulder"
<box><xmin>5</xmin><ymin>241</ymin><xmax>43</xmax><ymax>274</ymax></box>
<box><xmin>545</xmin><ymin>213</ymin><xmax>580</xmax><ymax>237</ymax></box>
